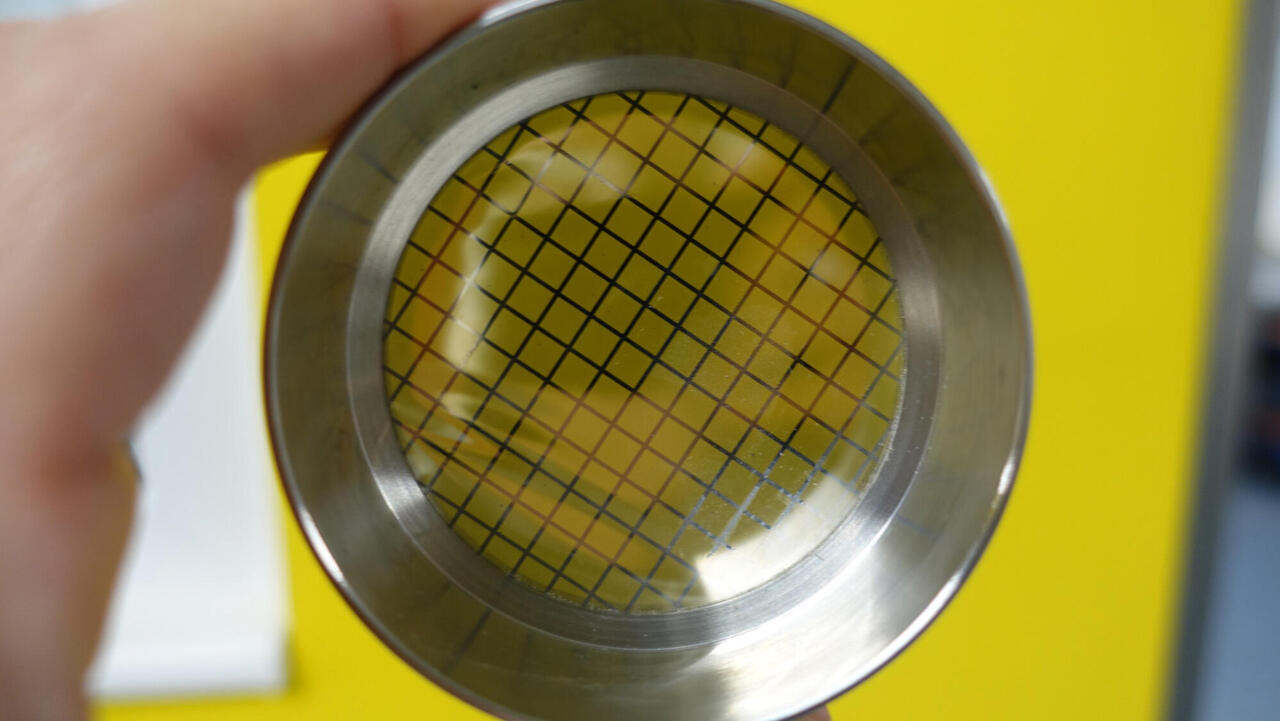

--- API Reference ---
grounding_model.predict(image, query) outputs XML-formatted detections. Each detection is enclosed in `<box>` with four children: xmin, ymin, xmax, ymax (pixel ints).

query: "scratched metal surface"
<box><xmin>265</xmin><ymin>2</ymin><xmax>1030</xmax><ymax>720</ymax></box>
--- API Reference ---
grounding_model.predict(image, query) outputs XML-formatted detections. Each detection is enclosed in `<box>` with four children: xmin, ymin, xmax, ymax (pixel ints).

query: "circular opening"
<box><xmin>382</xmin><ymin>91</ymin><xmax>905</xmax><ymax>613</ymax></box>
<box><xmin>271</xmin><ymin>2</ymin><xmax>1029</xmax><ymax>715</ymax></box>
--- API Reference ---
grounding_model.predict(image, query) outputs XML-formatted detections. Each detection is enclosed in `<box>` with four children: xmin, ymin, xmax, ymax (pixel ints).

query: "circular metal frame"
<box><xmin>266</xmin><ymin>1</ymin><xmax>1032</xmax><ymax>720</ymax></box>
<box><xmin>353</xmin><ymin>56</ymin><xmax>939</xmax><ymax>648</ymax></box>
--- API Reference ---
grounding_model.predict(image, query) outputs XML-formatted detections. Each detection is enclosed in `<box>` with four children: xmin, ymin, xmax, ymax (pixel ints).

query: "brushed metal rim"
<box><xmin>348</xmin><ymin>55</ymin><xmax>941</xmax><ymax>649</ymax></box>
<box><xmin>265</xmin><ymin>1</ymin><xmax>1032</xmax><ymax>719</ymax></box>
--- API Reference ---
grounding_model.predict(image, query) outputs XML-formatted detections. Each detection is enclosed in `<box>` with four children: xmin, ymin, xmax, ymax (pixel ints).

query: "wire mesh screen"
<box><xmin>382</xmin><ymin>91</ymin><xmax>904</xmax><ymax>613</ymax></box>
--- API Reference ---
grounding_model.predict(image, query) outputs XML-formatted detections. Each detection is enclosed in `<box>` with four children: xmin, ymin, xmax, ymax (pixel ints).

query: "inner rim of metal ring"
<box><xmin>347</xmin><ymin>57</ymin><xmax>940</xmax><ymax>648</ymax></box>
<box><xmin>383</xmin><ymin>89</ymin><xmax>903</xmax><ymax>615</ymax></box>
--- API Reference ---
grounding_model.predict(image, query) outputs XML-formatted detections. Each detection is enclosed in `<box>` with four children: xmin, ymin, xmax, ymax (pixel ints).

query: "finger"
<box><xmin>792</xmin><ymin>708</ymin><xmax>833</xmax><ymax>721</ymax></box>
<box><xmin>95</xmin><ymin>0</ymin><xmax>494</xmax><ymax>176</ymax></box>
<box><xmin>0</xmin><ymin>1</ymin><xmax>493</xmax><ymax>710</ymax></box>
<box><xmin>0</xmin><ymin>0</ymin><xmax>494</xmax><ymax>454</ymax></box>
<box><xmin>0</xmin><ymin>443</ymin><xmax>137</xmax><ymax>720</ymax></box>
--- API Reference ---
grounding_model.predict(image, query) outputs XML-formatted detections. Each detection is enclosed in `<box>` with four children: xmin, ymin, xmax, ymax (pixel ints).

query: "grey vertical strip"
<box><xmin>1170</xmin><ymin>1</ymin><xmax>1278</xmax><ymax>719</ymax></box>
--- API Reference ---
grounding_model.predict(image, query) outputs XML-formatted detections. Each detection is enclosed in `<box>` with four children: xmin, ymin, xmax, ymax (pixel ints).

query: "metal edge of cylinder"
<box><xmin>263</xmin><ymin>1</ymin><xmax>1035</xmax><ymax>718</ymax></box>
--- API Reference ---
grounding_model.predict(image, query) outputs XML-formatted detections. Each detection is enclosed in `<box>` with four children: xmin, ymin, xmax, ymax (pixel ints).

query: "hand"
<box><xmin>0</xmin><ymin>1</ymin><xmax>489</xmax><ymax>718</ymax></box>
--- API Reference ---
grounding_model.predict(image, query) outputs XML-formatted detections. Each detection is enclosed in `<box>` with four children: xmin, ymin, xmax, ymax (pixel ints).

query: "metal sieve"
<box><xmin>266</xmin><ymin>1</ymin><xmax>1031</xmax><ymax>720</ymax></box>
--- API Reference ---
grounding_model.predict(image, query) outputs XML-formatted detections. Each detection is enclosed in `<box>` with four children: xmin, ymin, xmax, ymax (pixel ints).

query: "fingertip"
<box><xmin>100</xmin><ymin>0</ymin><xmax>495</xmax><ymax>176</ymax></box>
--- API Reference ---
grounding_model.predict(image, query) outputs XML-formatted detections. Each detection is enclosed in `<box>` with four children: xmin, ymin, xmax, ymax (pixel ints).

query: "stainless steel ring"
<box><xmin>266</xmin><ymin>1</ymin><xmax>1032</xmax><ymax>720</ymax></box>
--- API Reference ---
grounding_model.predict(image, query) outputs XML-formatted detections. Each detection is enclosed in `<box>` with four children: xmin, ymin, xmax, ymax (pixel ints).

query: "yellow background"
<box><xmin>100</xmin><ymin>0</ymin><xmax>1242</xmax><ymax>718</ymax></box>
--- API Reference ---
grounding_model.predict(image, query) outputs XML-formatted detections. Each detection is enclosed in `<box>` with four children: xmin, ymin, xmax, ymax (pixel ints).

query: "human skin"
<box><xmin>0</xmin><ymin>2</ymin><xmax>831</xmax><ymax>720</ymax></box>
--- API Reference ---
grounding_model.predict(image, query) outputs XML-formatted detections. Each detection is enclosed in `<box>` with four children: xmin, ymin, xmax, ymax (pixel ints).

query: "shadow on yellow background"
<box><xmin>99</xmin><ymin>0</ymin><xmax>1241</xmax><ymax>718</ymax></box>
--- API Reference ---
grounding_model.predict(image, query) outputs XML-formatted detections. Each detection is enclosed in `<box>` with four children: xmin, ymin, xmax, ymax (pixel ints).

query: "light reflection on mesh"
<box><xmin>382</xmin><ymin>91</ymin><xmax>903</xmax><ymax>613</ymax></box>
